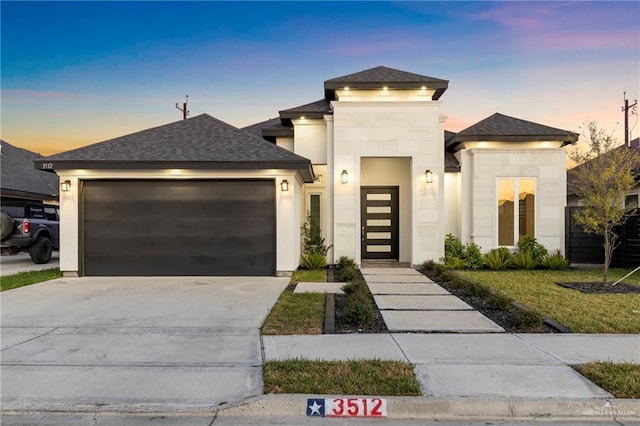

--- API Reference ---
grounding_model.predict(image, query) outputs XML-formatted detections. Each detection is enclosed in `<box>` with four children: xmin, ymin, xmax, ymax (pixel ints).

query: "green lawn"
<box><xmin>261</xmin><ymin>292</ymin><xmax>325</xmax><ymax>335</ymax></box>
<box><xmin>291</xmin><ymin>269</ymin><xmax>327</xmax><ymax>282</ymax></box>
<box><xmin>1</xmin><ymin>268</ymin><xmax>62</xmax><ymax>292</ymax></box>
<box><xmin>264</xmin><ymin>359</ymin><xmax>421</xmax><ymax>396</ymax></box>
<box><xmin>456</xmin><ymin>269</ymin><xmax>640</xmax><ymax>333</ymax></box>
<box><xmin>575</xmin><ymin>362</ymin><xmax>640</xmax><ymax>398</ymax></box>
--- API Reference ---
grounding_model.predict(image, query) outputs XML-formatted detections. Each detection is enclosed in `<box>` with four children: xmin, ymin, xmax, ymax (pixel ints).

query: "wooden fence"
<box><xmin>565</xmin><ymin>207</ymin><xmax>640</xmax><ymax>267</ymax></box>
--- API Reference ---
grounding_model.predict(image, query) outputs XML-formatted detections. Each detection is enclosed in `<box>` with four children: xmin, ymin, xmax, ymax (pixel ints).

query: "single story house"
<box><xmin>35</xmin><ymin>66</ymin><xmax>577</xmax><ymax>277</ymax></box>
<box><xmin>1</xmin><ymin>140</ymin><xmax>59</xmax><ymax>204</ymax></box>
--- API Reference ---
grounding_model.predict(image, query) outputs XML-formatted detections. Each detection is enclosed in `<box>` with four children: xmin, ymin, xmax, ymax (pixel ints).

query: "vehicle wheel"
<box><xmin>0</xmin><ymin>212</ymin><xmax>14</xmax><ymax>240</ymax></box>
<box><xmin>29</xmin><ymin>237</ymin><xmax>53</xmax><ymax>264</ymax></box>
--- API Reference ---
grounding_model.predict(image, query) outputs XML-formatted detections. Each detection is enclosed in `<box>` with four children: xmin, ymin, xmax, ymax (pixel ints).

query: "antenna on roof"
<box><xmin>175</xmin><ymin>95</ymin><xmax>189</xmax><ymax>120</ymax></box>
<box><xmin>622</xmin><ymin>92</ymin><xmax>637</xmax><ymax>147</ymax></box>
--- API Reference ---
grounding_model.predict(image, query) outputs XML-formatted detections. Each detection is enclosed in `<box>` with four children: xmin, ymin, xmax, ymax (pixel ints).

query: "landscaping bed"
<box><xmin>421</xmin><ymin>266</ymin><xmax>559</xmax><ymax>333</ymax></box>
<box><xmin>557</xmin><ymin>281</ymin><xmax>640</xmax><ymax>294</ymax></box>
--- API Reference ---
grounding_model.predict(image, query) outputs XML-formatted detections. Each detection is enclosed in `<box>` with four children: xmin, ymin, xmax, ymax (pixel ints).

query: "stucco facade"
<box><xmin>38</xmin><ymin>66</ymin><xmax>577</xmax><ymax>276</ymax></box>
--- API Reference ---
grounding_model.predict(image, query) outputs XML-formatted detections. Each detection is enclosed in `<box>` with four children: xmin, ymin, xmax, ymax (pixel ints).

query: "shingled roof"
<box><xmin>1</xmin><ymin>140</ymin><xmax>58</xmax><ymax>200</ymax></box>
<box><xmin>324</xmin><ymin>66</ymin><xmax>449</xmax><ymax>101</ymax></box>
<box><xmin>449</xmin><ymin>113</ymin><xmax>578</xmax><ymax>150</ymax></box>
<box><xmin>35</xmin><ymin>114</ymin><xmax>314</xmax><ymax>182</ymax></box>
<box><xmin>242</xmin><ymin>117</ymin><xmax>293</xmax><ymax>143</ymax></box>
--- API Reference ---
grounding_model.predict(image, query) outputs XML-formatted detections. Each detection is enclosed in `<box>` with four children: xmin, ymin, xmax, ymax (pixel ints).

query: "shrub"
<box><xmin>339</xmin><ymin>265</ymin><xmax>358</xmax><ymax>282</ymax></box>
<box><xmin>517</xmin><ymin>236</ymin><xmax>548</xmax><ymax>264</ymax></box>
<box><xmin>443</xmin><ymin>256</ymin><xmax>467</xmax><ymax>270</ymax></box>
<box><xmin>514</xmin><ymin>308</ymin><xmax>543</xmax><ymax>328</ymax></box>
<box><xmin>512</xmin><ymin>251</ymin><xmax>538</xmax><ymax>270</ymax></box>
<box><xmin>464</xmin><ymin>243</ymin><xmax>484</xmax><ymax>270</ymax></box>
<box><xmin>483</xmin><ymin>248</ymin><xmax>513</xmax><ymax>270</ymax></box>
<box><xmin>341</xmin><ymin>278</ymin><xmax>367</xmax><ymax>296</ymax></box>
<box><xmin>338</xmin><ymin>256</ymin><xmax>356</xmax><ymax>269</ymax></box>
<box><xmin>444</xmin><ymin>234</ymin><xmax>464</xmax><ymax>262</ymax></box>
<box><xmin>300</xmin><ymin>252</ymin><xmax>327</xmax><ymax>270</ymax></box>
<box><xmin>469</xmin><ymin>282</ymin><xmax>492</xmax><ymax>298</ymax></box>
<box><xmin>541</xmin><ymin>249</ymin><xmax>569</xmax><ymax>270</ymax></box>
<box><xmin>422</xmin><ymin>259</ymin><xmax>437</xmax><ymax>270</ymax></box>
<box><xmin>487</xmin><ymin>292</ymin><xmax>512</xmax><ymax>310</ymax></box>
<box><xmin>343</xmin><ymin>292</ymin><xmax>375</xmax><ymax>326</ymax></box>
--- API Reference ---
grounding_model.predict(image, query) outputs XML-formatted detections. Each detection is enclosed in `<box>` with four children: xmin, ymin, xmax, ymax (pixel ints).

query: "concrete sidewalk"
<box><xmin>263</xmin><ymin>333</ymin><xmax>640</xmax><ymax>400</ymax></box>
<box><xmin>260</xmin><ymin>266</ymin><xmax>640</xmax><ymax>420</ymax></box>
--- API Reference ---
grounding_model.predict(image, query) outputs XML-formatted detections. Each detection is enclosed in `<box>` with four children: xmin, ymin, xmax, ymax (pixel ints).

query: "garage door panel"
<box><xmin>84</xmin><ymin>200</ymin><xmax>274</xmax><ymax>220</ymax></box>
<box><xmin>84</xmin><ymin>218</ymin><xmax>274</xmax><ymax>240</ymax></box>
<box><xmin>82</xmin><ymin>180</ymin><xmax>276</xmax><ymax>276</ymax></box>
<box><xmin>84</xmin><ymin>254</ymin><xmax>274</xmax><ymax>276</ymax></box>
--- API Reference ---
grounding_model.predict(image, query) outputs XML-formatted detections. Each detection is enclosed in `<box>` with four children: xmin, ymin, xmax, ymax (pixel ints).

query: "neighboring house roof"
<box><xmin>1</xmin><ymin>140</ymin><xmax>58</xmax><ymax>200</ymax></box>
<box><xmin>324</xmin><ymin>66</ymin><xmax>449</xmax><ymax>101</ymax></box>
<box><xmin>242</xmin><ymin>117</ymin><xmax>293</xmax><ymax>143</ymax></box>
<box><xmin>449</xmin><ymin>113</ymin><xmax>578</xmax><ymax>150</ymax></box>
<box><xmin>35</xmin><ymin>114</ymin><xmax>314</xmax><ymax>182</ymax></box>
<box><xmin>567</xmin><ymin>139</ymin><xmax>640</xmax><ymax>196</ymax></box>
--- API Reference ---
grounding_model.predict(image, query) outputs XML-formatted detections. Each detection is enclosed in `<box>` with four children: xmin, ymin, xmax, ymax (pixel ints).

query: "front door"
<box><xmin>361</xmin><ymin>186</ymin><xmax>399</xmax><ymax>260</ymax></box>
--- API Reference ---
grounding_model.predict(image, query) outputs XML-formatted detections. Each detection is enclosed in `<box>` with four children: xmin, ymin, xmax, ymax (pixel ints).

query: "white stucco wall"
<box><xmin>55</xmin><ymin>169</ymin><xmax>303</xmax><ymax>276</ymax></box>
<box><xmin>331</xmin><ymin>98</ymin><xmax>445</xmax><ymax>265</ymax></box>
<box><xmin>292</xmin><ymin>119</ymin><xmax>327</xmax><ymax>164</ymax></box>
<box><xmin>276</xmin><ymin>136</ymin><xmax>294</xmax><ymax>152</ymax></box>
<box><xmin>459</xmin><ymin>148</ymin><xmax>567</xmax><ymax>253</ymax></box>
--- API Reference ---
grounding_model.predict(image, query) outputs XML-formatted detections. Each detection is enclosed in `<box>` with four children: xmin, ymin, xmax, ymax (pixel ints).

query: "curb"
<box><xmin>218</xmin><ymin>394</ymin><xmax>640</xmax><ymax>422</ymax></box>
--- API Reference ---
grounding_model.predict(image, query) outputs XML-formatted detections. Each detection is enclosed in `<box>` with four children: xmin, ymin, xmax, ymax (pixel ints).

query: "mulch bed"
<box><xmin>556</xmin><ymin>282</ymin><xmax>640</xmax><ymax>294</ymax></box>
<box><xmin>420</xmin><ymin>269</ymin><xmax>560</xmax><ymax>333</ymax></box>
<box><xmin>327</xmin><ymin>266</ymin><xmax>560</xmax><ymax>334</ymax></box>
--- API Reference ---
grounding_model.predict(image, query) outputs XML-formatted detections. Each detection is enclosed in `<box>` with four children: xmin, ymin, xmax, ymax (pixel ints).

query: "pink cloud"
<box><xmin>2</xmin><ymin>89</ymin><xmax>80</xmax><ymax>100</ymax></box>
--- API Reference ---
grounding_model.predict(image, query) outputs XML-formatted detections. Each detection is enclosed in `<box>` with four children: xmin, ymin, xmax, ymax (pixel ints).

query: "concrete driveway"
<box><xmin>1</xmin><ymin>276</ymin><xmax>288</xmax><ymax>413</ymax></box>
<box><xmin>1</xmin><ymin>252</ymin><xmax>60</xmax><ymax>276</ymax></box>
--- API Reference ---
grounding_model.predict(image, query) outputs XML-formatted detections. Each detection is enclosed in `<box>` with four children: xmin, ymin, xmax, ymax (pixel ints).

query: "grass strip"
<box><xmin>261</xmin><ymin>292</ymin><xmax>325</xmax><ymax>335</ymax></box>
<box><xmin>264</xmin><ymin>359</ymin><xmax>421</xmax><ymax>396</ymax></box>
<box><xmin>575</xmin><ymin>362</ymin><xmax>640</xmax><ymax>398</ymax></box>
<box><xmin>291</xmin><ymin>269</ymin><xmax>327</xmax><ymax>282</ymax></box>
<box><xmin>1</xmin><ymin>268</ymin><xmax>62</xmax><ymax>292</ymax></box>
<box><xmin>455</xmin><ymin>269</ymin><xmax>640</xmax><ymax>333</ymax></box>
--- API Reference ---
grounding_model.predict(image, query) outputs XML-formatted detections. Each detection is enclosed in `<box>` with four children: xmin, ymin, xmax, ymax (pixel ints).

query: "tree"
<box><xmin>568</xmin><ymin>121</ymin><xmax>640</xmax><ymax>284</ymax></box>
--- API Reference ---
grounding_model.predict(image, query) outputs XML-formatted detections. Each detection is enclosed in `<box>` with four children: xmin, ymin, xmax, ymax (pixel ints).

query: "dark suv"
<box><xmin>0</xmin><ymin>201</ymin><xmax>60</xmax><ymax>264</ymax></box>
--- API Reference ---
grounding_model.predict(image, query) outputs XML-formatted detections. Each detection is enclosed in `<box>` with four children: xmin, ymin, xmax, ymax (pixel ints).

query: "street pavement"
<box><xmin>0</xmin><ymin>251</ymin><xmax>60</xmax><ymax>276</ymax></box>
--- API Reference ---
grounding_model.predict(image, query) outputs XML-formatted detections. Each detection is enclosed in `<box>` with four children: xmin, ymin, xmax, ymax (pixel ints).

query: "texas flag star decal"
<box><xmin>307</xmin><ymin>398</ymin><xmax>325</xmax><ymax>417</ymax></box>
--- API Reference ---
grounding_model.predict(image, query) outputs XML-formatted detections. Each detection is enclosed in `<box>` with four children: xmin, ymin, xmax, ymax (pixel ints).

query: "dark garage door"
<box><xmin>82</xmin><ymin>180</ymin><xmax>276</xmax><ymax>276</ymax></box>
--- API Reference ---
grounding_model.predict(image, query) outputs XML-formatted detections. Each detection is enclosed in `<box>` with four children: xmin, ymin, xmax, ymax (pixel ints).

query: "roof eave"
<box><xmin>324</xmin><ymin>81</ymin><xmax>449</xmax><ymax>101</ymax></box>
<box><xmin>33</xmin><ymin>159</ymin><xmax>315</xmax><ymax>183</ymax></box>
<box><xmin>450</xmin><ymin>134</ymin><xmax>578</xmax><ymax>150</ymax></box>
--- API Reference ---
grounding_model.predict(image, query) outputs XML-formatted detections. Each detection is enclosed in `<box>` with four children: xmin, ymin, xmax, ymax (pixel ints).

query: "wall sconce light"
<box><xmin>61</xmin><ymin>180</ymin><xmax>72</xmax><ymax>192</ymax></box>
<box><xmin>341</xmin><ymin>170</ymin><xmax>349</xmax><ymax>184</ymax></box>
<box><xmin>280</xmin><ymin>179</ymin><xmax>289</xmax><ymax>191</ymax></box>
<box><xmin>425</xmin><ymin>170</ymin><xmax>433</xmax><ymax>184</ymax></box>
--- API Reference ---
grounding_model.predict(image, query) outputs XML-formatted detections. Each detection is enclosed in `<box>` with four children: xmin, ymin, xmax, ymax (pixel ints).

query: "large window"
<box><xmin>497</xmin><ymin>178</ymin><xmax>535</xmax><ymax>246</ymax></box>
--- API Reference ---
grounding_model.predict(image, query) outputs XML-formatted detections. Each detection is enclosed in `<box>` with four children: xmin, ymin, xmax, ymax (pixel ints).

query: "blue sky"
<box><xmin>1</xmin><ymin>1</ymin><xmax>638</xmax><ymax>155</ymax></box>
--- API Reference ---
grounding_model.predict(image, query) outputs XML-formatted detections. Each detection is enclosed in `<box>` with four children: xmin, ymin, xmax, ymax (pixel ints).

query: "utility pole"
<box><xmin>175</xmin><ymin>95</ymin><xmax>189</xmax><ymax>120</ymax></box>
<box><xmin>622</xmin><ymin>92</ymin><xmax>637</xmax><ymax>147</ymax></box>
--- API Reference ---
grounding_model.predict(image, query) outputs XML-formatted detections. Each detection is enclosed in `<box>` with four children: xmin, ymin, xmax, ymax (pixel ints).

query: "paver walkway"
<box><xmin>361</xmin><ymin>267</ymin><xmax>504</xmax><ymax>333</ymax></box>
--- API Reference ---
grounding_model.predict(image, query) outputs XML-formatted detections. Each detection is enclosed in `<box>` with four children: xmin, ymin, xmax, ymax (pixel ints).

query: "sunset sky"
<box><xmin>2</xmin><ymin>1</ymin><xmax>638</xmax><ymax>157</ymax></box>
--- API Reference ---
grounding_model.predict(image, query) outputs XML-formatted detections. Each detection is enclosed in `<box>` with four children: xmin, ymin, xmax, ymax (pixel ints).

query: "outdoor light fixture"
<box><xmin>425</xmin><ymin>170</ymin><xmax>433</xmax><ymax>183</ymax></box>
<box><xmin>61</xmin><ymin>180</ymin><xmax>71</xmax><ymax>192</ymax></box>
<box><xmin>341</xmin><ymin>170</ymin><xmax>349</xmax><ymax>184</ymax></box>
<box><xmin>280</xmin><ymin>180</ymin><xmax>289</xmax><ymax>191</ymax></box>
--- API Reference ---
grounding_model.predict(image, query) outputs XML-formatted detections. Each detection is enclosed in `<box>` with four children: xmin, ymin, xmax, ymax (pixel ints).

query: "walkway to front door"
<box><xmin>360</xmin><ymin>186</ymin><xmax>399</xmax><ymax>260</ymax></box>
